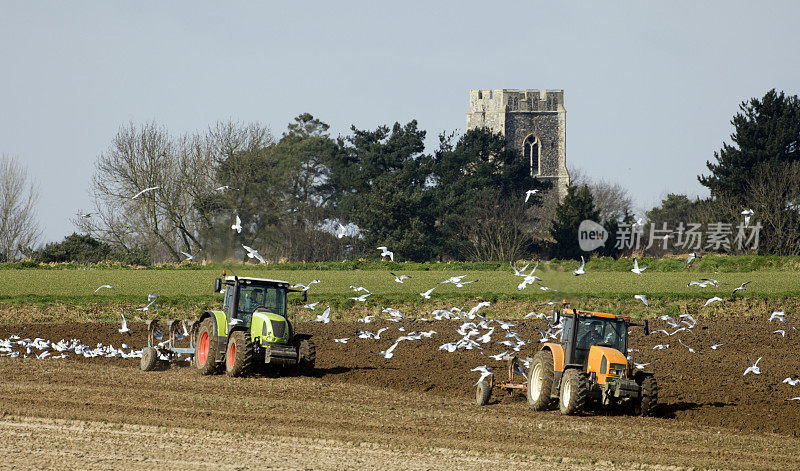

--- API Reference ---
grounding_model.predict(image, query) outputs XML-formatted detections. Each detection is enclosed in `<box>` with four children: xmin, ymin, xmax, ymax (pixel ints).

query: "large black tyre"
<box><xmin>140</xmin><ymin>346</ymin><xmax>158</xmax><ymax>371</ymax></box>
<box><xmin>476</xmin><ymin>380</ymin><xmax>491</xmax><ymax>406</ymax></box>
<box><xmin>527</xmin><ymin>350</ymin><xmax>555</xmax><ymax>410</ymax></box>
<box><xmin>297</xmin><ymin>339</ymin><xmax>316</xmax><ymax>375</ymax></box>
<box><xmin>225</xmin><ymin>330</ymin><xmax>254</xmax><ymax>377</ymax></box>
<box><xmin>559</xmin><ymin>368</ymin><xmax>588</xmax><ymax>416</ymax></box>
<box><xmin>636</xmin><ymin>376</ymin><xmax>658</xmax><ymax>416</ymax></box>
<box><xmin>195</xmin><ymin>318</ymin><xmax>221</xmax><ymax>375</ymax></box>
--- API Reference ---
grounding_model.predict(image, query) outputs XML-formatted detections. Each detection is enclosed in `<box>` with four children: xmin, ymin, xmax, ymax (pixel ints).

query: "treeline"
<box><xmin>75</xmin><ymin>114</ymin><xmax>559</xmax><ymax>263</ymax></box>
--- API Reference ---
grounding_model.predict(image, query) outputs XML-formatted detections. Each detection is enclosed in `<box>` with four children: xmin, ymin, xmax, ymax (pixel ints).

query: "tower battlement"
<box><xmin>469</xmin><ymin>89</ymin><xmax>564</xmax><ymax>113</ymax></box>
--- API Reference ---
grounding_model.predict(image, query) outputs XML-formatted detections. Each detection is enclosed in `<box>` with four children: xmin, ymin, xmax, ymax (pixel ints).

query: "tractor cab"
<box><xmin>222</xmin><ymin>277</ymin><xmax>290</xmax><ymax>326</ymax></box>
<box><xmin>560</xmin><ymin>310</ymin><xmax>630</xmax><ymax>369</ymax></box>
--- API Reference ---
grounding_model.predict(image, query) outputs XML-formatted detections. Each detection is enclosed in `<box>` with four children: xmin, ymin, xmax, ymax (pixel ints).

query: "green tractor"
<box><xmin>141</xmin><ymin>273</ymin><xmax>315</xmax><ymax>376</ymax></box>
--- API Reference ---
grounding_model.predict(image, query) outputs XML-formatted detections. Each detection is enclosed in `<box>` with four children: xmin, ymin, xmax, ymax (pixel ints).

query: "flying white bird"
<box><xmin>633</xmin><ymin>361</ymin><xmax>655</xmax><ymax>370</ymax></box>
<box><xmin>704</xmin><ymin>296</ymin><xmax>723</xmax><ymax>307</ymax></box>
<box><xmin>214</xmin><ymin>185</ymin><xmax>238</xmax><ymax>192</ymax></box>
<box><xmin>634</xmin><ymin>294</ymin><xmax>649</xmax><ymax>307</ymax></box>
<box><xmin>510</xmin><ymin>262</ymin><xmax>530</xmax><ymax>277</ymax></box>
<box><xmin>180</xmin><ymin>251</ymin><xmax>194</xmax><ymax>261</ymax></box>
<box><xmin>536</xmin><ymin>282</ymin><xmax>557</xmax><ymax>292</ymax></box>
<box><xmin>467</xmin><ymin>301</ymin><xmax>493</xmax><ymax>319</ymax></box>
<box><xmin>652</xmin><ymin>344</ymin><xmax>669</xmax><ymax>350</ymax></box>
<box><xmin>118</xmin><ymin>313</ymin><xmax>130</xmax><ymax>334</ymax></box>
<box><xmin>788</xmin><ymin>397</ymin><xmax>800</xmax><ymax>401</ymax></box>
<box><xmin>242</xmin><ymin>244</ymin><xmax>266</xmax><ymax>264</ymax></box>
<box><xmin>377</xmin><ymin>246</ymin><xmax>394</xmax><ymax>261</ymax></box>
<box><xmin>349</xmin><ymin>293</ymin><xmax>371</xmax><ymax>302</ymax></box>
<box><xmin>685</xmin><ymin>252</ymin><xmax>702</xmax><ymax>266</ymax></box>
<box><xmin>357</xmin><ymin>315</ymin><xmax>375</xmax><ymax>323</ymax></box>
<box><xmin>631</xmin><ymin>257</ymin><xmax>647</xmax><ymax>275</ymax></box>
<box><xmin>679</xmin><ymin>313</ymin><xmax>697</xmax><ymax>328</ymax></box>
<box><xmin>658</xmin><ymin>315</ymin><xmax>679</xmax><ymax>328</ymax></box>
<box><xmin>314</xmin><ymin>307</ymin><xmax>331</xmax><ymax>324</ymax></box>
<box><xmin>333</xmin><ymin>338</ymin><xmax>349</xmax><ymax>344</ymax></box>
<box><xmin>390</xmin><ymin>272</ymin><xmax>410</xmax><ymax>283</ymax></box>
<box><xmin>131</xmin><ymin>186</ymin><xmax>160</xmax><ymax>199</ymax></box>
<box><xmin>524</xmin><ymin>189</ymin><xmax>540</xmax><ymax>202</ymax></box>
<box><xmin>525</xmin><ymin>311</ymin><xmax>547</xmax><ymax>319</ymax></box>
<box><xmin>488</xmin><ymin>350</ymin><xmax>510</xmax><ymax>361</ymax></box>
<box><xmin>376</xmin><ymin>341</ymin><xmax>399</xmax><ymax>359</ymax></box>
<box><xmin>76</xmin><ymin>212</ymin><xmax>93</xmax><ymax>218</ymax></box>
<box><xmin>304</xmin><ymin>302</ymin><xmax>320</xmax><ymax>310</ymax></box>
<box><xmin>769</xmin><ymin>311</ymin><xmax>786</xmax><ymax>323</ymax></box>
<box><xmin>741</xmin><ymin>208</ymin><xmax>754</xmax><ymax>226</ymax></box>
<box><xmin>231</xmin><ymin>215</ymin><xmax>242</xmax><ymax>234</ymax></box>
<box><xmin>471</xmin><ymin>365</ymin><xmax>494</xmax><ymax>384</ymax></box>
<box><xmin>573</xmin><ymin>256</ymin><xmax>586</xmax><ymax>276</ymax></box>
<box><xmin>677</xmin><ymin>338</ymin><xmax>697</xmax><ymax>354</ymax></box>
<box><xmin>782</xmin><ymin>377</ymin><xmax>800</xmax><ymax>386</ymax></box>
<box><xmin>419</xmin><ymin>287</ymin><xmax>436</xmax><ymax>299</ymax></box>
<box><xmin>774</xmin><ymin>329</ymin><xmax>786</xmax><ymax>337</ymax></box>
<box><xmin>349</xmin><ymin>285</ymin><xmax>369</xmax><ymax>293</ymax></box>
<box><xmin>440</xmin><ymin>275</ymin><xmax>467</xmax><ymax>285</ymax></box>
<box><xmin>732</xmin><ymin>281</ymin><xmax>752</xmax><ymax>295</ymax></box>
<box><xmin>743</xmin><ymin>357</ymin><xmax>762</xmax><ymax>376</ymax></box>
<box><xmin>709</xmin><ymin>333</ymin><xmax>723</xmax><ymax>350</ymax></box>
<box><xmin>94</xmin><ymin>285</ymin><xmax>115</xmax><ymax>293</ymax></box>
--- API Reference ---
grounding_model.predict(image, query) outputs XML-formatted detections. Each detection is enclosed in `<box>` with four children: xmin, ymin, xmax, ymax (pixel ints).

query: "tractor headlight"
<box><xmin>609</xmin><ymin>368</ymin><xmax>625</xmax><ymax>378</ymax></box>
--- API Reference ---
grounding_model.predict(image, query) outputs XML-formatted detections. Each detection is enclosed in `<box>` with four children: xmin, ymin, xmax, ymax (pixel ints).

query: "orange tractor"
<box><xmin>477</xmin><ymin>306</ymin><xmax>657</xmax><ymax>416</ymax></box>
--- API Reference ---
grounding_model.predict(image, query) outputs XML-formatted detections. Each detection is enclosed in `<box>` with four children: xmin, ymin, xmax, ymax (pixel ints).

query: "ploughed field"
<box><xmin>1</xmin><ymin>313</ymin><xmax>800</xmax><ymax>470</ymax></box>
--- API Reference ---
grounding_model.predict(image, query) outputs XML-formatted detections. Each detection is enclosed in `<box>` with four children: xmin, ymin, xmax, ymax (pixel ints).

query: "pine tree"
<box><xmin>548</xmin><ymin>185</ymin><xmax>600</xmax><ymax>260</ymax></box>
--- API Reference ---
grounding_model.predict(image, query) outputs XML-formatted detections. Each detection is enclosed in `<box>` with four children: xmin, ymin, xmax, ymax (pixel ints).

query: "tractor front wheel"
<box><xmin>195</xmin><ymin>318</ymin><xmax>221</xmax><ymax>375</ymax></box>
<box><xmin>527</xmin><ymin>350</ymin><xmax>555</xmax><ymax>410</ymax></box>
<box><xmin>296</xmin><ymin>339</ymin><xmax>316</xmax><ymax>375</ymax></box>
<box><xmin>559</xmin><ymin>369</ymin><xmax>588</xmax><ymax>416</ymax></box>
<box><xmin>225</xmin><ymin>330</ymin><xmax>254</xmax><ymax>377</ymax></box>
<box><xmin>636</xmin><ymin>376</ymin><xmax>658</xmax><ymax>416</ymax></box>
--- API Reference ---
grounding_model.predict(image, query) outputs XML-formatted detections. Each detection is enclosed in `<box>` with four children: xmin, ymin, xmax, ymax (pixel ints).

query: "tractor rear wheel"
<box><xmin>527</xmin><ymin>350</ymin><xmax>555</xmax><ymax>410</ymax></box>
<box><xmin>476</xmin><ymin>380</ymin><xmax>491</xmax><ymax>406</ymax></box>
<box><xmin>636</xmin><ymin>376</ymin><xmax>658</xmax><ymax>416</ymax></box>
<box><xmin>140</xmin><ymin>346</ymin><xmax>158</xmax><ymax>371</ymax></box>
<box><xmin>195</xmin><ymin>318</ymin><xmax>221</xmax><ymax>375</ymax></box>
<box><xmin>297</xmin><ymin>339</ymin><xmax>316</xmax><ymax>375</ymax></box>
<box><xmin>559</xmin><ymin>369</ymin><xmax>588</xmax><ymax>415</ymax></box>
<box><xmin>225</xmin><ymin>330</ymin><xmax>254</xmax><ymax>377</ymax></box>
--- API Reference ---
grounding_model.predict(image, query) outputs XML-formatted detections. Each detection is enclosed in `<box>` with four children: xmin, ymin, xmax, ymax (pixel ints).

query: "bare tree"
<box><xmin>746</xmin><ymin>160</ymin><xmax>800</xmax><ymax>255</ymax></box>
<box><xmin>0</xmin><ymin>155</ymin><xmax>41</xmax><ymax>261</ymax></box>
<box><xmin>465</xmin><ymin>194</ymin><xmax>532</xmax><ymax>261</ymax></box>
<box><xmin>567</xmin><ymin>166</ymin><xmax>632</xmax><ymax>222</ymax></box>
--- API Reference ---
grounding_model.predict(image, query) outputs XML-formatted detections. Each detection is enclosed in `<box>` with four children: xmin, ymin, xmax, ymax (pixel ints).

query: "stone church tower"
<box><xmin>467</xmin><ymin>89</ymin><xmax>570</xmax><ymax>198</ymax></box>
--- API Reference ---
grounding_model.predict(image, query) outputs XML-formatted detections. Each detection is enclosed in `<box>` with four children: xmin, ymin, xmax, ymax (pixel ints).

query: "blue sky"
<box><xmin>2</xmin><ymin>1</ymin><xmax>799</xmax><ymax>242</ymax></box>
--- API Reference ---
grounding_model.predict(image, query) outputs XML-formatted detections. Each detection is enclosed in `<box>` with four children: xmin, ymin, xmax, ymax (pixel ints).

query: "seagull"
<box><xmin>536</xmin><ymin>282</ymin><xmax>557</xmax><ymax>292</ymax></box>
<box><xmin>782</xmin><ymin>377</ymin><xmax>800</xmax><ymax>386</ymax></box>
<box><xmin>441</xmin><ymin>275</ymin><xmax>467</xmax><ymax>285</ymax></box>
<box><xmin>743</xmin><ymin>357</ymin><xmax>762</xmax><ymax>376</ymax></box>
<box><xmin>118</xmin><ymin>313</ymin><xmax>130</xmax><ymax>334</ymax></box>
<box><xmin>231</xmin><ymin>215</ymin><xmax>242</xmax><ymax>234</ymax></box>
<box><xmin>390</xmin><ymin>272</ymin><xmax>410</xmax><ymax>283</ymax></box>
<box><xmin>573</xmin><ymin>256</ymin><xmax>586</xmax><ymax>276</ymax></box>
<box><xmin>76</xmin><ymin>212</ymin><xmax>93</xmax><ymax>218</ymax></box>
<box><xmin>652</xmin><ymin>344</ymin><xmax>669</xmax><ymax>350</ymax></box>
<box><xmin>732</xmin><ymin>281</ymin><xmax>751</xmax><ymax>296</ymax></box>
<box><xmin>658</xmin><ymin>315</ymin><xmax>679</xmax><ymax>328</ymax></box>
<box><xmin>357</xmin><ymin>315</ymin><xmax>375</xmax><ymax>323</ymax></box>
<box><xmin>704</xmin><ymin>296</ymin><xmax>723</xmax><ymax>307</ymax></box>
<box><xmin>214</xmin><ymin>185</ymin><xmax>238</xmax><ymax>191</ymax></box>
<box><xmin>476</xmin><ymin>328</ymin><xmax>495</xmax><ymax>344</ymax></box>
<box><xmin>376</xmin><ymin>341</ymin><xmax>399</xmax><ymax>359</ymax></box>
<box><xmin>510</xmin><ymin>262</ymin><xmax>531</xmax><ymax>277</ymax></box>
<box><xmin>633</xmin><ymin>361</ymin><xmax>655</xmax><ymax>370</ymax></box>
<box><xmin>634</xmin><ymin>294</ymin><xmax>649</xmax><ymax>307</ymax></box>
<box><xmin>525</xmin><ymin>311</ymin><xmax>547</xmax><ymax>319</ymax></box>
<box><xmin>94</xmin><ymin>285</ymin><xmax>115</xmax><ymax>293</ymax></box>
<box><xmin>314</xmin><ymin>307</ymin><xmax>331</xmax><ymax>324</ymax></box>
<box><xmin>453</xmin><ymin>279</ymin><xmax>479</xmax><ymax>288</ymax></box>
<box><xmin>699</xmin><ymin>278</ymin><xmax>729</xmax><ymax>286</ymax></box>
<box><xmin>631</xmin><ymin>257</ymin><xmax>647</xmax><ymax>275</ymax></box>
<box><xmin>336</xmin><ymin>223</ymin><xmax>347</xmax><ymax>239</ymax></box>
<box><xmin>333</xmin><ymin>338</ymin><xmax>349</xmax><ymax>344</ymax></box>
<box><xmin>242</xmin><ymin>244</ymin><xmax>266</xmax><ymax>264</ymax></box>
<box><xmin>349</xmin><ymin>293</ymin><xmax>371</xmax><ymax>302</ymax></box>
<box><xmin>131</xmin><ymin>186</ymin><xmax>160</xmax><ymax>199</ymax></box>
<box><xmin>349</xmin><ymin>285</ymin><xmax>370</xmax><ymax>293</ymax></box>
<box><xmin>679</xmin><ymin>313</ymin><xmax>697</xmax><ymax>329</ymax></box>
<box><xmin>419</xmin><ymin>287</ymin><xmax>436</xmax><ymax>299</ymax></box>
<box><xmin>774</xmin><ymin>329</ymin><xmax>787</xmax><ymax>337</ymax></box>
<box><xmin>709</xmin><ymin>333</ymin><xmax>724</xmax><ymax>350</ymax></box>
<box><xmin>769</xmin><ymin>311</ymin><xmax>786</xmax><ymax>322</ymax></box>
<box><xmin>524</xmin><ymin>189</ymin><xmax>540</xmax><ymax>202</ymax></box>
<box><xmin>290</xmin><ymin>280</ymin><xmax>321</xmax><ymax>292</ymax></box>
<box><xmin>304</xmin><ymin>302</ymin><xmax>320</xmax><ymax>310</ymax></box>
<box><xmin>467</xmin><ymin>302</ymin><xmax>493</xmax><ymax>319</ymax></box>
<box><xmin>377</xmin><ymin>246</ymin><xmax>394</xmax><ymax>262</ymax></box>
<box><xmin>180</xmin><ymin>251</ymin><xmax>194</xmax><ymax>261</ymax></box>
<box><xmin>182</xmin><ymin>321</ymin><xmax>190</xmax><ymax>338</ymax></box>
<box><xmin>741</xmin><ymin>208</ymin><xmax>754</xmax><ymax>226</ymax></box>
<box><xmin>495</xmin><ymin>320</ymin><xmax>516</xmax><ymax>331</ymax></box>
<box><xmin>788</xmin><ymin>397</ymin><xmax>800</xmax><ymax>401</ymax></box>
<box><xmin>685</xmin><ymin>252</ymin><xmax>702</xmax><ymax>266</ymax></box>
<box><xmin>677</xmin><ymin>338</ymin><xmax>697</xmax><ymax>354</ymax></box>
<box><xmin>488</xmin><ymin>351</ymin><xmax>509</xmax><ymax>361</ymax></box>
<box><xmin>471</xmin><ymin>365</ymin><xmax>493</xmax><ymax>384</ymax></box>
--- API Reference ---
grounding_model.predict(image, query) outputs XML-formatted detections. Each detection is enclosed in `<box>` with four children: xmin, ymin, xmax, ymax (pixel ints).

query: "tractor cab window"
<box><xmin>236</xmin><ymin>284</ymin><xmax>286</xmax><ymax>325</ymax></box>
<box><xmin>574</xmin><ymin>317</ymin><xmax>627</xmax><ymax>365</ymax></box>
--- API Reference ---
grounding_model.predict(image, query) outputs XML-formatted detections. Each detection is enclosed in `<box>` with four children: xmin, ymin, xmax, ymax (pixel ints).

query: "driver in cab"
<box><xmin>580</xmin><ymin>321</ymin><xmax>604</xmax><ymax>348</ymax></box>
<box><xmin>245</xmin><ymin>290</ymin><xmax>261</xmax><ymax>312</ymax></box>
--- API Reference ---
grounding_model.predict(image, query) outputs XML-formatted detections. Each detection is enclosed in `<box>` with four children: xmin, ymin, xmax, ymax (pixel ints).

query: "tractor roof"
<box><xmin>563</xmin><ymin>308</ymin><xmax>629</xmax><ymax>322</ymax></box>
<box><xmin>224</xmin><ymin>276</ymin><xmax>291</xmax><ymax>288</ymax></box>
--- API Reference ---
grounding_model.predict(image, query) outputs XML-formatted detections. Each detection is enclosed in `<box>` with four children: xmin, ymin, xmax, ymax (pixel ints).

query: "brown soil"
<box><xmin>1</xmin><ymin>315</ymin><xmax>800</xmax><ymax>469</ymax></box>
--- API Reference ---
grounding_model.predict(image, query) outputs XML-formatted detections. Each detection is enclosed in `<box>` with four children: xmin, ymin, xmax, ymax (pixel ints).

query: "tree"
<box><xmin>0</xmin><ymin>155</ymin><xmax>41</xmax><ymax>261</ymax></box>
<box><xmin>699</xmin><ymin>89</ymin><xmax>800</xmax><ymax>200</ymax></box>
<box><xmin>328</xmin><ymin>121</ymin><xmax>437</xmax><ymax>261</ymax></box>
<box><xmin>548</xmin><ymin>185</ymin><xmax>600</xmax><ymax>260</ymax></box>
<box><xmin>646</xmin><ymin>194</ymin><xmax>697</xmax><ymax>226</ymax></box>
